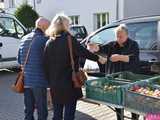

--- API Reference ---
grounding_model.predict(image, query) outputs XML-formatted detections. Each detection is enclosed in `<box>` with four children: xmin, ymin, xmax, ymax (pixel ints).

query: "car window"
<box><xmin>0</xmin><ymin>17</ymin><xmax>16</xmax><ymax>35</ymax></box>
<box><xmin>89</xmin><ymin>27</ymin><xmax>116</xmax><ymax>44</ymax></box>
<box><xmin>127</xmin><ymin>22</ymin><xmax>158</xmax><ymax>50</ymax></box>
<box><xmin>15</xmin><ymin>21</ymin><xmax>25</xmax><ymax>38</ymax></box>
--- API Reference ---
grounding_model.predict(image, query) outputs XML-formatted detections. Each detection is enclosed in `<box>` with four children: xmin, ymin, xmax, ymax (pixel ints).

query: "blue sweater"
<box><xmin>18</xmin><ymin>28</ymin><xmax>48</xmax><ymax>88</ymax></box>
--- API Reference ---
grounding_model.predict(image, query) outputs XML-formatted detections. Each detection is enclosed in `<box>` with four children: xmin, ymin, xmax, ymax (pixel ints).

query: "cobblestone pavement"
<box><xmin>0</xmin><ymin>70</ymin><xmax>144</xmax><ymax>120</ymax></box>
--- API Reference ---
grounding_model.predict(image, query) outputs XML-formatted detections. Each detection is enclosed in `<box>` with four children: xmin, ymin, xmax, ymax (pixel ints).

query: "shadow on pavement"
<box><xmin>75</xmin><ymin>110</ymin><xmax>97</xmax><ymax>120</ymax></box>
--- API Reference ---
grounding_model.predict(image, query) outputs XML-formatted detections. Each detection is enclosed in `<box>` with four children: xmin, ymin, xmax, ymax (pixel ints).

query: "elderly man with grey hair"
<box><xmin>17</xmin><ymin>17</ymin><xmax>50</xmax><ymax>120</ymax></box>
<box><xmin>88</xmin><ymin>24</ymin><xmax>140</xmax><ymax>120</ymax></box>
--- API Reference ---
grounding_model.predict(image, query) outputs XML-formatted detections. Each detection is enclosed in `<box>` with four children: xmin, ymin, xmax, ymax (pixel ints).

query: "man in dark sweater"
<box><xmin>18</xmin><ymin>17</ymin><xmax>50</xmax><ymax>120</ymax></box>
<box><xmin>88</xmin><ymin>25</ymin><xmax>140</xmax><ymax>120</ymax></box>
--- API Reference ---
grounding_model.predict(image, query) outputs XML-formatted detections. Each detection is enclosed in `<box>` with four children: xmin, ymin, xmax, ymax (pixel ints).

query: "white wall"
<box><xmin>117</xmin><ymin>0</ymin><xmax>124</xmax><ymax>20</ymax></box>
<box><xmin>123</xmin><ymin>0</ymin><xmax>160</xmax><ymax>18</ymax></box>
<box><xmin>3</xmin><ymin>0</ymin><xmax>27</xmax><ymax>13</ymax></box>
<box><xmin>14</xmin><ymin>0</ymin><xmax>26</xmax><ymax>7</ymax></box>
<box><xmin>36</xmin><ymin>0</ymin><xmax>117</xmax><ymax>33</ymax></box>
<box><xmin>4</xmin><ymin>0</ymin><xmax>9</xmax><ymax>8</ymax></box>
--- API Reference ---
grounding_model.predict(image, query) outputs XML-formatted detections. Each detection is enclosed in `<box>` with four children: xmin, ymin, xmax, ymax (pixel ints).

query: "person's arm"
<box><xmin>73</xmin><ymin>37</ymin><xmax>107</xmax><ymax>64</ymax></box>
<box><xmin>110</xmin><ymin>42</ymin><xmax>139</xmax><ymax>63</ymax></box>
<box><xmin>17</xmin><ymin>40</ymin><xmax>30</xmax><ymax>66</ymax></box>
<box><xmin>87</xmin><ymin>43</ymin><xmax>109</xmax><ymax>54</ymax></box>
<box><xmin>99</xmin><ymin>44</ymin><xmax>110</xmax><ymax>54</ymax></box>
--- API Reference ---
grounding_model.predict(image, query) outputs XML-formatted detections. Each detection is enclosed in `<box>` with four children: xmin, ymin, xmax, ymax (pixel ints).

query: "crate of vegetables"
<box><xmin>124</xmin><ymin>81</ymin><xmax>160</xmax><ymax>113</ymax></box>
<box><xmin>85</xmin><ymin>77</ymin><xmax>130</xmax><ymax>105</ymax></box>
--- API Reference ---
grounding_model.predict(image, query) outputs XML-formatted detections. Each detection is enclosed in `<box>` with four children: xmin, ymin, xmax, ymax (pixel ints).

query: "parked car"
<box><xmin>0</xmin><ymin>10</ymin><xmax>28</xmax><ymax>69</ymax></box>
<box><xmin>69</xmin><ymin>25</ymin><xmax>88</xmax><ymax>42</ymax></box>
<box><xmin>82</xmin><ymin>15</ymin><xmax>160</xmax><ymax>75</ymax></box>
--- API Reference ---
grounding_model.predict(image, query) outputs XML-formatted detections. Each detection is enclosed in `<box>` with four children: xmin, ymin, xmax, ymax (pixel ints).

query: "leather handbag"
<box><xmin>68</xmin><ymin>35</ymin><xmax>88</xmax><ymax>88</ymax></box>
<box><xmin>11</xmin><ymin>69</ymin><xmax>24</xmax><ymax>93</ymax></box>
<box><xmin>11</xmin><ymin>40</ymin><xmax>32</xmax><ymax>93</ymax></box>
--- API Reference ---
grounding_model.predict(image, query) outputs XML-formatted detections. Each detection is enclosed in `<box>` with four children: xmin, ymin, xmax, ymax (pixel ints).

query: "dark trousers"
<box><xmin>116</xmin><ymin>108</ymin><xmax>139</xmax><ymax>120</ymax></box>
<box><xmin>52</xmin><ymin>100</ymin><xmax>77</xmax><ymax>120</ymax></box>
<box><xmin>24</xmin><ymin>88</ymin><xmax>48</xmax><ymax>120</ymax></box>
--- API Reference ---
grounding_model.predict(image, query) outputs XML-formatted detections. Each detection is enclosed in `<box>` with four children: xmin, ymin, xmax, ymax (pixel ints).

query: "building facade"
<box><xmin>3</xmin><ymin>0</ymin><xmax>160</xmax><ymax>33</ymax></box>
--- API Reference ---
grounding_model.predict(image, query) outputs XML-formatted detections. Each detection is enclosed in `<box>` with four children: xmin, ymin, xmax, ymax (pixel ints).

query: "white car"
<box><xmin>0</xmin><ymin>10</ymin><xmax>28</xmax><ymax>69</ymax></box>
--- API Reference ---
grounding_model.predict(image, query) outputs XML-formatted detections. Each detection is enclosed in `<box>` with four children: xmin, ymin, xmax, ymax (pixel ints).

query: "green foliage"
<box><xmin>14</xmin><ymin>4</ymin><xmax>39</xmax><ymax>29</ymax></box>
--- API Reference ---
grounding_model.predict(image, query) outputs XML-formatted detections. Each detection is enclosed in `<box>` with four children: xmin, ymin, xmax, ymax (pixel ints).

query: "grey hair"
<box><xmin>114</xmin><ymin>24</ymin><xmax>128</xmax><ymax>35</ymax></box>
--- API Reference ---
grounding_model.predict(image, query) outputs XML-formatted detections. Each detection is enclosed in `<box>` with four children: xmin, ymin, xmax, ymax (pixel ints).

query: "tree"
<box><xmin>14</xmin><ymin>3</ymin><xmax>39</xmax><ymax>29</ymax></box>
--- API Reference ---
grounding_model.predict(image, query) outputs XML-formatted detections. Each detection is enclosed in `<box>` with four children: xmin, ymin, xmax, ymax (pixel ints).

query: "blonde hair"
<box><xmin>46</xmin><ymin>13</ymin><xmax>71</xmax><ymax>37</ymax></box>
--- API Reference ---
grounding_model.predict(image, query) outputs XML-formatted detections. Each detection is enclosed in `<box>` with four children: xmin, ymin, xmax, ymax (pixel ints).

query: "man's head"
<box><xmin>35</xmin><ymin>17</ymin><xmax>50</xmax><ymax>32</ymax></box>
<box><xmin>115</xmin><ymin>24</ymin><xmax>128</xmax><ymax>45</ymax></box>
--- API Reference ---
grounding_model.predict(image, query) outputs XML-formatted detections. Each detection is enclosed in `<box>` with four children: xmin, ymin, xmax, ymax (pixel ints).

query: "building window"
<box><xmin>0</xmin><ymin>0</ymin><xmax>4</xmax><ymax>8</ymax></box>
<box><xmin>69</xmin><ymin>16</ymin><xmax>80</xmax><ymax>25</ymax></box>
<box><xmin>9</xmin><ymin>0</ymin><xmax>15</xmax><ymax>8</ymax></box>
<box><xmin>37</xmin><ymin>0</ymin><xmax>41</xmax><ymax>4</ymax></box>
<box><xmin>94</xmin><ymin>12</ymin><xmax>109</xmax><ymax>30</ymax></box>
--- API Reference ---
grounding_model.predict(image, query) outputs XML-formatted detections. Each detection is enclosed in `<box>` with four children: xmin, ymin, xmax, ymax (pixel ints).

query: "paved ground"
<box><xmin>0</xmin><ymin>70</ymin><xmax>144</xmax><ymax>120</ymax></box>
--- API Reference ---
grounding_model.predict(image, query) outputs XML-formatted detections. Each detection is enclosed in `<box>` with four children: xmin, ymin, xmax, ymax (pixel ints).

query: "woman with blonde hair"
<box><xmin>44</xmin><ymin>13</ymin><xmax>106</xmax><ymax>120</ymax></box>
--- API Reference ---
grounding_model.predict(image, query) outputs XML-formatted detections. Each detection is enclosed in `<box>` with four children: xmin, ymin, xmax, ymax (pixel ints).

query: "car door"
<box><xmin>0</xmin><ymin>17</ymin><xmax>25</xmax><ymax>66</ymax></box>
<box><xmin>84</xmin><ymin>26</ymin><xmax>117</xmax><ymax>74</ymax></box>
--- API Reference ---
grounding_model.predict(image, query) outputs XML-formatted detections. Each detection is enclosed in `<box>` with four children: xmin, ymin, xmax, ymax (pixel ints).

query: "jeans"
<box><xmin>52</xmin><ymin>100</ymin><xmax>77</xmax><ymax>120</ymax></box>
<box><xmin>24</xmin><ymin>88</ymin><xmax>48</xmax><ymax>120</ymax></box>
<box><xmin>115</xmin><ymin>108</ymin><xmax>139</xmax><ymax>120</ymax></box>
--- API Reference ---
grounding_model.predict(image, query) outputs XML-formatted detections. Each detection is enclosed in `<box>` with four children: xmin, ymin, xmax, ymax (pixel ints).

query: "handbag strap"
<box><xmin>22</xmin><ymin>37</ymin><xmax>35</xmax><ymax>69</ymax></box>
<box><xmin>67</xmin><ymin>35</ymin><xmax>76</xmax><ymax>72</ymax></box>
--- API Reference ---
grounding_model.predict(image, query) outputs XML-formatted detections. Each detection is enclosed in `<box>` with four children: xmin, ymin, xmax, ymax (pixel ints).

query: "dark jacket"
<box><xmin>43</xmin><ymin>32</ymin><xmax>99</xmax><ymax>103</ymax></box>
<box><xmin>99</xmin><ymin>38</ymin><xmax>140</xmax><ymax>74</ymax></box>
<box><xmin>18</xmin><ymin>28</ymin><xmax>48</xmax><ymax>88</ymax></box>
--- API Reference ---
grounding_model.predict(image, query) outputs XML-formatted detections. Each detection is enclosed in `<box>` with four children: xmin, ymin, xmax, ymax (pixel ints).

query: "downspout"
<box><xmin>116</xmin><ymin>0</ymin><xmax>119</xmax><ymax>20</ymax></box>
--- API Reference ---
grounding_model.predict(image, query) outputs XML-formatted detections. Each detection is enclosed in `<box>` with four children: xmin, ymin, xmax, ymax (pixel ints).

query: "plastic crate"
<box><xmin>106</xmin><ymin>71</ymin><xmax>151</xmax><ymax>82</ymax></box>
<box><xmin>124</xmin><ymin>81</ymin><xmax>160</xmax><ymax>113</ymax></box>
<box><xmin>147</xmin><ymin>76</ymin><xmax>160</xmax><ymax>86</ymax></box>
<box><xmin>86</xmin><ymin>72</ymin><xmax>151</xmax><ymax>106</ymax></box>
<box><xmin>85</xmin><ymin>77</ymin><xmax>129</xmax><ymax>105</ymax></box>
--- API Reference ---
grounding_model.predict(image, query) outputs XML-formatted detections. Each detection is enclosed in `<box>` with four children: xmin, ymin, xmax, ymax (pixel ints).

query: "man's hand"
<box><xmin>87</xmin><ymin>43</ymin><xmax>99</xmax><ymax>53</ymax></box>
<box><xmin>120</xmin><ymin>55</ymin><xmax>129</xmax><ymax>62</ymax></box>
<box><xmin>98</xmin><ymin>56</ymin><xmax>107</xmax><ymax>64</ymax></box>
<box><xmin>110</xmin><ymin>54</ymin><xmax>129</xmax><ymax>62</ymax></box>
<box><xmin>110</xmin><ymin>54</ymin><xmax>121</xmax><ymax>62</ymax></box>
